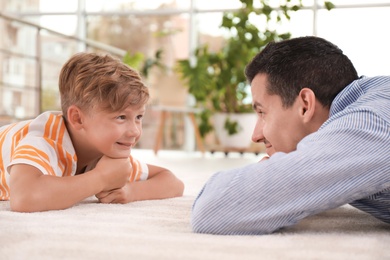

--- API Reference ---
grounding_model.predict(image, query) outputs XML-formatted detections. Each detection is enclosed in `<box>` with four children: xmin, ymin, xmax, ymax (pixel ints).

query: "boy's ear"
<box><xmin>66</xmin><ymin>105</ymin><xmax>84</xmax><ymax>130</ymax></box>
<box><xmin>298</xmin><ymin>88</ymin><xmax>316</xmax><ymax>123</ymax></box>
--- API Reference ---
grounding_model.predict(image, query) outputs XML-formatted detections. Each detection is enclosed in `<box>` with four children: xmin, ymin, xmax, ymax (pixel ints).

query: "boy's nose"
<box><xmin>126</xmin><ymin>123</ymin><xmax>140</xmax><ymax>136</ymax></box>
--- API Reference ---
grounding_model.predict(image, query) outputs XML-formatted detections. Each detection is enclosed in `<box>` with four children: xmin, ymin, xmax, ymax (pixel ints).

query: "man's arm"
<box><xmin>350</xmin><ymin>188</ymin><xmax>390</xmax><ymax>224</ymax></box>
<box><xmin>96</xmin><ymin>164</ymin><xmax>184</xmax><ymax>203</ymax></box>
<box><xmin>191</xmin><ymin>112</ymin><xmax>390</xmax><ymax>235</ymax></box>
<box><xmin>9</xmin><ymin>156</ymin><xmax>131</xmax><ymax>212</ymax></box>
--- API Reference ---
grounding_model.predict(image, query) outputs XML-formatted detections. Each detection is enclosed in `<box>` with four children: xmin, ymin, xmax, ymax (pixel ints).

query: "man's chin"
<box><xmin>265</xmin><ymin>147</ymin><xmax>276</xmax><ymax>157</ymax></box>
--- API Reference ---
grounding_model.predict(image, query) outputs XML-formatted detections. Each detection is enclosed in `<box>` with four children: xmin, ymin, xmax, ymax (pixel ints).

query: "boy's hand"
<box><xmin>95</xmin><ymin>183</ymin><xmax>133</xmax><ymax>204</ymax></box>
<box><xmin>94</xmin><ymin>155</ymin><xmax>131</xmax><ymax>192</ymax></box>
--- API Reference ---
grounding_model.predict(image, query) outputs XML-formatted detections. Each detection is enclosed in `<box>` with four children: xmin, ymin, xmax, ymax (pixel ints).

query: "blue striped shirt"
<box><xmin>191</xmin><ymin>76</ymin><xmax>390</xmax><ymax>235</ymax></box>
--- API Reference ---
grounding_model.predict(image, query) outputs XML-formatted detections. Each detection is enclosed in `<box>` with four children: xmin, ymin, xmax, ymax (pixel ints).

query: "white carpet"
<box><xmin>1</xmin><ymin>149</ymin><xmax>389</xmax><ymax>260</ymax></box>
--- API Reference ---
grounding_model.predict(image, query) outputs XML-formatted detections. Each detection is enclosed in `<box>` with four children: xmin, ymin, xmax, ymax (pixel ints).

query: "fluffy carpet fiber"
<box><xmin>1</xmin><ymin>150</ymin><xmax>389</xmax><ymax>260</ymax></box>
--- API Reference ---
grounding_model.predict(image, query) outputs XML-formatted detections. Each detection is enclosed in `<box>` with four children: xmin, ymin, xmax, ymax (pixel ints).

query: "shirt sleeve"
<box><xmin>8</xmin><ymin>137</ymin><xmax>58</xmax><ymax>176</ymax></box>
<box><xmin>350</xmin><ymin>188</ymin><xmax>390</xmax><ymax>224</ymax></box>
<box><xmin>129</xmin><ymin>155</ymin><xmax>149</xmax><ymax>182</ymax></box>
<box><xmin>191</xmin><ymin>110</ymin><xmax>390</xmax><ymax>235</ymax></box>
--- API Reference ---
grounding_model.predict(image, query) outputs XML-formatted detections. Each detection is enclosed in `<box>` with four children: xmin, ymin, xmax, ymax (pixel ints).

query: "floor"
<box><xmin>131</xmin><ymin>149</ymin><xmax>264</xmax><ymax>195</ymax></box>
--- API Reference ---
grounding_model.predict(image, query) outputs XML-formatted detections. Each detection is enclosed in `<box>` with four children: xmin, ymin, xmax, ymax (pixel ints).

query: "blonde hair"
<box><xmin>59</xmin><ymin>52</ymin><xmax>149</xmax><ymax>118</ymax></box>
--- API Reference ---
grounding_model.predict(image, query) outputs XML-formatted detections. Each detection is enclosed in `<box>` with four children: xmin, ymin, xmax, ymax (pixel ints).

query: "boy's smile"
<box><xmin>80</xmin><ymin>105</ymin><xmax>145</xmax><ymax>159</ymax></box>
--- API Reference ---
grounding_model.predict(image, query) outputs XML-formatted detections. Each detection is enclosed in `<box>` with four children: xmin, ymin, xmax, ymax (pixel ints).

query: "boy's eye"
<box><xmin>136</xmin><ymin>115</ymin><xmax>143</xmax><ymax>120</ymax></box>
<box><xmin>117</xmin><ymin>115</ymin><xmax>126</xmax><ymax>120</ymax></box>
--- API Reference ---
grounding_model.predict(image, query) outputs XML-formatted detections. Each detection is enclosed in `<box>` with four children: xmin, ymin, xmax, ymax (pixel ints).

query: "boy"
<box><xmin>191</xmin><ymin>36</ymin><xmax>390</xmax><ymax>235</ymax></box>
<box><xmin>0</xmin><ymin>52</ymin><xmax>184</xmax><ymax>212</ymax></box>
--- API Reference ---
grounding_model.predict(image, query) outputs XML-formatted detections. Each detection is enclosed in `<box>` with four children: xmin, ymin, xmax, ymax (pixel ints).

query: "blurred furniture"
<box><xmin>153</xmin><ymin>105</ymin><xmax>204</xmax><ymax>155</ymax></box>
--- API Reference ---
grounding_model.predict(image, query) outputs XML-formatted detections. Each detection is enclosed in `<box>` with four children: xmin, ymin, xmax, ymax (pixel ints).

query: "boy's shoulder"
<box><xmin>29</xmin><ymin>111</ymin><xmax>65</xmax><ymax>131</ymax></box>
<box><xmin>1</xmin><ymin>111</ymin><xmax>67</xmax><ymax>141</ymax></box>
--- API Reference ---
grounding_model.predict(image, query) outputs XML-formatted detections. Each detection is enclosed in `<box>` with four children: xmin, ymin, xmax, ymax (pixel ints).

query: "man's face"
<box><xmin>251</xmin><ymin>73</ymin><xmax>307</xmax><ymax>154</ymax></box>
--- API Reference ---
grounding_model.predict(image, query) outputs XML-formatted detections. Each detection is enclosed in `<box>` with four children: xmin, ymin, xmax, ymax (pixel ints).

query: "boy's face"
<box><xmin>81</xmin><ymin>104</ymin><xmax>145</xmax><ymax>159</ymax></box>
<box><xmin>251</xmin><ymin>73</ymin><xmax>307</xmax><ymax>154</ymax></box>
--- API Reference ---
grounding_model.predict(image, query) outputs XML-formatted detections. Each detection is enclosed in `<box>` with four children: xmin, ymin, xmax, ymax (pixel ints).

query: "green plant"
<box><xmin>177</xmin><ymin>0</ymin><xmax>333</xmax><ymax>137</ymax></box>
<box><xmin>123</xmin><ymin>49</ymin><xmax>166</xmax><ymax>78</ymax></box>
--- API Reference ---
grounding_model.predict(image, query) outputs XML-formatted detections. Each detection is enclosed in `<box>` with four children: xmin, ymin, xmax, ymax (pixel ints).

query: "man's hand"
<box><xmin>94</xmin><ymin>155</ymin><xmax>132</xmax><ymax>192</ymax></box>
<box><xmin>259</xmin><ymin>155</ymin><xmax>270</xmax><ymax>162</ymax></box>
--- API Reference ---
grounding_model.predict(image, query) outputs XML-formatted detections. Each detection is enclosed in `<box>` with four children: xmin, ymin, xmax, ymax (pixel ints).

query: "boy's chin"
<box><xmin>105</xmin><ymin>151</ymin><xmax>131</xmax><ymax>159</ymax></box>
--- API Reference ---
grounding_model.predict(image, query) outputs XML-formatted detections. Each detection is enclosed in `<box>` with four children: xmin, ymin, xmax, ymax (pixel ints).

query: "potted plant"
<box><xmin>176</xmin><ymin>0</ymin><xmax>311</xmax><ymax>150</ymax></box>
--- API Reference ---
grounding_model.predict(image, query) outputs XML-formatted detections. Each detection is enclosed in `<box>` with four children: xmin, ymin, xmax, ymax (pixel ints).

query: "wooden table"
<box><xmin>152</xmin><ymin>106</ymin><xmax>205</xmax><ymax>155</ymax></box>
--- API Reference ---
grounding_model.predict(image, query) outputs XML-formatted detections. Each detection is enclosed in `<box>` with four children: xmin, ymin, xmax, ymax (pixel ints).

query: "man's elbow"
<box><xmin>191</xmin><ymin>199</ymin><xmax>249</xmax><ymax>235</ymax></box>
<box><xmin>191</xmin><ymin>204</ymin><xmax>221</xmax><ymax>234</ymax></box>
<box><xmin>191</xmin><ymin>199</ymin><xmax>283</xmax><ymax>235</ymax></box>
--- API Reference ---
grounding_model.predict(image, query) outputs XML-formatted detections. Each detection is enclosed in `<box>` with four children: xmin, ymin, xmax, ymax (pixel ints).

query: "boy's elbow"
<box><xmin>165</xmin><ymin>177</ymin><xmax>184</xmax><ymax>198</ymax></box>
<box><xmin>10</xmin><ymin>192</ymin><xmax>53</xmax><ymax>212</ymax></box>
<box><xmin>10</xmin><ymin>195</ymin><xmax>37</xmax><ymax>212</ymax></box>
<box><xmin>173</xmin><ymin>178</ymin><xmax>184</xmax><ymax>197</ymax></box>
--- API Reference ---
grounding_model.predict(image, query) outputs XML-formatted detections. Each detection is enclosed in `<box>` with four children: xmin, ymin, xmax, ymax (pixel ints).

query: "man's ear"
<box><xmin>66</xmin><ymin>105</ymin><xmax>84</xmax><ymax>130</ymax></box>
<box><xmin>298</xmin><ymin>88</ymin><xmax>316</xmax><ymax>123</ymax></box>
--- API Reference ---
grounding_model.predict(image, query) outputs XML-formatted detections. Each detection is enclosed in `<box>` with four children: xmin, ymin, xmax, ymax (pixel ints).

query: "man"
<box><xmin>191</xmin><ymin>36</ymin><xmax>390</xmax><ymax>235</ymax></box>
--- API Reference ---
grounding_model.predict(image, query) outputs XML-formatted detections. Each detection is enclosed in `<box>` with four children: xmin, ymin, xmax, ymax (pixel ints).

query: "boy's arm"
<box><xmin>131</xmin><ymin>164</ymin><xmax>184</xmax><ymax>200</ymax></box>
<box><xmin>96</xmin><ymin>164</ymin><xmax>184</xmax><ymax>203</ymax></box>
<box><xmin>9</xmin><ymin>156</ymin><xmax>131</xmax><ymax>212</ymax></box>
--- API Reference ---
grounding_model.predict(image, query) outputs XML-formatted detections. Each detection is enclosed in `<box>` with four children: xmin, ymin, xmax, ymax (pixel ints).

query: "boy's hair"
<box><xmin>245</xmin><ymin>36</ymin><xmax>359</xmax><ymax>108</ymax></box>
<box><xmin>59</xmin><ymin>52</ymin><xmax>149</xmax><ymax>117</ymax></box>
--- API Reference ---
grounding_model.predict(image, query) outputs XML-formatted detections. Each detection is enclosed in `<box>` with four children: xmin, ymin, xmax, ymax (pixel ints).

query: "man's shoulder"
<box><xmin>357</xmin><ymin>76</ymin><xmax>390</xmax><ymax>91</ymax></box>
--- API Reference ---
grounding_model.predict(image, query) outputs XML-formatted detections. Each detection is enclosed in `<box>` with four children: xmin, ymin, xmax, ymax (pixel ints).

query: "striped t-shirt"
<box><xmin>0</xmin><ymin>111</ymin><xmax>148</xmax><ymax>200</ymax></box>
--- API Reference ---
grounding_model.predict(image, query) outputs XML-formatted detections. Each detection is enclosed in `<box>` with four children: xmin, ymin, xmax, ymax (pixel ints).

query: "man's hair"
<box><xmin>59</xmin><ymin>52</ymin><xmax>149</xmax><ymax>117</ymax></box>
<box><xmin>245</xmin><ymin>36</ymin><xmax>358</xmax><ymax>108</ymax></box>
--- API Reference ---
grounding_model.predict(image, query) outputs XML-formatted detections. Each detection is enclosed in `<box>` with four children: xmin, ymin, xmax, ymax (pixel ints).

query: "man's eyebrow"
<box><xmin>252</xmin><ymin>102</ymin><xmax>262</xmax><ymax>110</ymax></box>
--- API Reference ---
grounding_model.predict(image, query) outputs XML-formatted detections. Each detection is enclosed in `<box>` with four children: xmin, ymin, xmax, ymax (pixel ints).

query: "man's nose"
<box><xmin>251</xmin><ymin>119</ymin><xmax>265</xmax><ymax>143</ymax></box>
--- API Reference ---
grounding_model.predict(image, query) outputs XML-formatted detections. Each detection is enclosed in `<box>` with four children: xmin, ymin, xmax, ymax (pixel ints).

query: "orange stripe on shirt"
<box><xmin>128</xmin><ymin>156</ymin><xmax>141</xmax><ymax>182</ymax></box>
<box><xmin>0</xmin><ymin>124</ymin><xmax>18</xmax><ymax>200</ymax></box>
<box><xmin>13</xmin><ymin>153</ymin><xmax>55</xmax><ymax>176</ymax></box>
<box><xmin>0</xmin><ymin>172</ymin><xmax>9</xmax><ymax>200</ymax></box>
<box><xmin>1</xmin><ymin>122</ymin><xmax>32</xmax><ymax>200</ymax></box>
<box><xmin>134</xmin><ymin>160</ymin><xmax>143</xmax><ymax>181</ymax></box>
<box><xmin>50</xmin><ymin>114</ymin><xmax>62</xmax><ymax>142</ymax></box>
<box><xmin>56</xmin><ymin>121</ymin><xmax>69</xmax><ymax>174</ymax></box>
<box><xmin>0</xmin><ymin>124</ymin><xmax>16</xmax><ymax>171</ymax></box>
<box><xmin>16</xmin><ymin>145</ymin><xmax>50</xmax><ymax>162</ymax></box>
<box><xmin>43</xmin><ymin>115</ymin><xmax>68</xmax><ymax>175</ymax></box>
<box><xmin>13</xmin><ymin>145</ymin><xmax>55</xmax><ymax>176</ymax></box>
<box><xmin>128</xmin><ymin>156</ymin><xmax>135</xmax><ymax>182</ymax></box>
<box><xmin>43</xmin><ymin>114</ymin><xmax>55</xmax><ymax>140</ymax></box>
<box><xmin>62</xmin><ymin>152</ymin><xmax>74</xmax><ymax>176</ymax></box>
<box><xmin>10</xmin><ymin>123</ymin><xmax>31</xmax><ymax>162</ymax></box>
<box><xmin>0</xmin><ymin>123</ymin><xmax>17</xmax><ymax>145</ymax></box>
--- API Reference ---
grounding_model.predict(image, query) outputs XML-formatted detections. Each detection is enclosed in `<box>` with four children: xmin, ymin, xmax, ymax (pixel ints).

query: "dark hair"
<box><xmin>245</xmin><ymin>36</ymin><xmax>358</xmax><ymax>108</ymax></box>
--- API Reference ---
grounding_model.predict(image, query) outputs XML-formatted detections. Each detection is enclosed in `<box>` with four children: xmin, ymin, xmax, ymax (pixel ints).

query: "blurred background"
<box><xmin>1</xmin><ymin>0</ymin><xmax>389</xmax><ymax>154</ymax></box>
